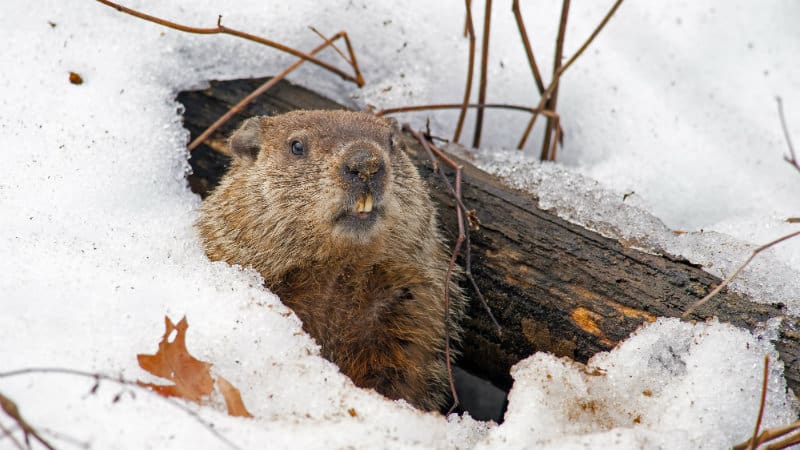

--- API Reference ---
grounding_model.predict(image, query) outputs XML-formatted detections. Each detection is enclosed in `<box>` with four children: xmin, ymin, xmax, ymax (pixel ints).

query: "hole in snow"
<box><xmin>178</xmin><ymin>77</ymin><xmax>510</xmax><ymax>422</ymax></box>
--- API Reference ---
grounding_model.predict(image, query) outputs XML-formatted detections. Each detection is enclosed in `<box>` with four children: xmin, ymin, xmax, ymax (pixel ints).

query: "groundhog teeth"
<box><xmin>363</xmin><ymin>193</ymin><xmax>373</xmax><ymax>213</ymax></box>
<box><xmin>355</xmin><ymin>193</ymin><xmax>374</xmax><ymax>213</ymax></box>
<box><xmin>355</xmin><ymin>195</ymin><xmax>364</xmax><ymax>213</ymax></box>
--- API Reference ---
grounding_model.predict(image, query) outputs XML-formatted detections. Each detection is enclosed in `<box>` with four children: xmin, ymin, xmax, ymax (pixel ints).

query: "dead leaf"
<box><xmin>347</xmin><ymin>408</ymin><xmax>357</xmax><ymax>417</ymax></box>
<box><xmin>217</xmin><ymin>376</ymin><xmax>253</xmax><ymax>418</ymax></box>
<box><xmin>68</xmin><ymin>72</ymin><xmax>83</xmax><ymax>85</ymax></box>
<box><xmin>137</xmin><ymin>316</ymin><xmax>214</xmax><ymax>402</ymax></box>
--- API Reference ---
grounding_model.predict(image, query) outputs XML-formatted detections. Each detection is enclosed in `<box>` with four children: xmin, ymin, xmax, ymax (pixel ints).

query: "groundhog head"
<box><xmin>226</xmin><ymin>110</ymin><xmax>410</xmax><ymax>249</ymax></box>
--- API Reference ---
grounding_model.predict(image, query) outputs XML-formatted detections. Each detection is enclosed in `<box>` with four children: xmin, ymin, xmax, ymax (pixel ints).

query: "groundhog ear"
<box><xmin>229</xmin><ymin>117</ymin><xmax>266</xmax><ymax>160</ymax></box>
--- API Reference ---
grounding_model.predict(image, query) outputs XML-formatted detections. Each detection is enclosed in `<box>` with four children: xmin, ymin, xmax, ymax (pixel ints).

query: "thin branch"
<box><xmin>550</xmin><ymin>115</ymin><xmax>562</xmax><ymax>160</ymax></box>
<box><xmin>308</xmin><ymin>26</ymin><xmax>352</xmax><ymax>66</ymax></box>
<box><xmin>406</xmin><ymin>126</ymin><xmax>463</xmax><ymax>412</ymax></box>
<box><xmin>376</xmin><ymin>102</ymin><xmax>559</xmax><ymax>119</ymax></box>
<box><xmin>445</xmin><ymin>173</ymin><xmax>465</xmax><ymax>415</ymax></box>
<box><xmin>0</xmin><ymin>392</ymin><xmax>55</xmax><ymax>450</ymax></box>
<box><xmin>511</xmin><ymin>0</ymin><xmax>546</xmax><ymax>95</ymax></box>
<box><xmin>776</xmin><ymin>97</ymin><xmax>800</xmax><ymax>174</ymax></box>
<box><xmin>734</xmin><ymin>401</ymin><xmax>800</xmax><ymax>449</ymax></box>
<box><xmin>540</xmin><ymin>0</ymin><xmax>570</xmax><ymax>161</ymax></box>
<box><xmin>735</xmin><ymin>423</ymin><xmax>800</xmax><ymax>450</ymax></box>
<box><xmin>745</xmin><ymin>355</ymin><xmax>770</xmax><ymax>450</ymax></box>
<box><xmin>427</xmin><ymin>141</ymin><xmax>502</xmax><ymax>333</ymax></box>
<box><xmin>462</xmin><ymin>0</ymin><xmax>472</xmax><ymax>37</ymax></box>
<box><xmin>404</xmin><ymin>125</ymin><xmax>501</xmax><ymax>331</ymax></box>
<box><xmin>189</xmin><ymin>31</ymin><xmax>352</xmax><ymax>151</ymax></box>
<box><xmin>0</xmin><ymin>367</ymin><xmax>242</xmax><ymax>450</ymax></box>
<box><xmin>472</xmin><ymin>0</ymin><xmax>492</xmax><ymax>148</ymax></box>
<box><xmin>0</xmin><ymin>419</ymin><xmax>25</xmax><ymax>450</ymax></box>
<box><xmin>95</xmin><ymin>0</ymin><xmax>363</xmax><ymax>86</ymax></box>
<box><xmin>517</xmin><ymin>0</ymin><xmax>625</xmax><ymax>150</ymax></box>
<box><xmin>453</xmin><ymin>0</ymin><xmax>476</xmax><ymax>143</ymax></box>
<box><xmin>683</xmin><ymin>230</ymin><xmax>800</xmax><ymax>318</ymax></box>
<box><xmin>764</xmin><ymin>431</ymin><xmax>800</xmax><ymax>450</ymax></box>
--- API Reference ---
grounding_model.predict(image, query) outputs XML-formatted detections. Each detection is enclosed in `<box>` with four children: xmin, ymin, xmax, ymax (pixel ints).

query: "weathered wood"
<box><xmin>177</xmin><ymin>77</ymin><xmax>799</xmax><ymax>398</ymax></box>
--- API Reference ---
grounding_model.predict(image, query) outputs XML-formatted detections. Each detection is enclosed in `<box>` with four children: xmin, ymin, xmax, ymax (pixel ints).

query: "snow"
<box><xmin>477</xmin><ymin>318</ymin><xmax>795</xmax><ymax>449</ymax></box>
<box><xmin>1</xmin><ymin>0</ymin><xmax>798</xmax><ymax>449</ymax></box>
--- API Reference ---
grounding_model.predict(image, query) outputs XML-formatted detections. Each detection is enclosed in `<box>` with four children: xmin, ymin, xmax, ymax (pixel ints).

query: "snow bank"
<box><xmin>478</xmin><ymin>318</ymin><xmax>795</xmax><ymax>449</ymax></box>
<box><xmin>1</xmin><ymin>0</ymin><xmax>798</xmax><ymax>449</ymax></box>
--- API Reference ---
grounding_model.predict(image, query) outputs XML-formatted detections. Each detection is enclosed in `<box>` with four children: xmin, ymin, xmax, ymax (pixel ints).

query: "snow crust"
<box><xmin>1</xmin><ymin>0</ymin><xmax>798</xmax><ymax>449</ymax></box>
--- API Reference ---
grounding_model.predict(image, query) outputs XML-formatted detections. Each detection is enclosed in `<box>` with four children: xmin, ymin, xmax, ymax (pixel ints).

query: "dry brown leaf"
<box><xmin>217</xmin><ymin>376</ymin><xmax>253</xmax><ymax>418</ymax></box>
<box><xmin>137</xmin><ymin>316</ymin><xmax>214</xmax><ymax>402</ymax></box>
<box><xmin>68</xmin><ymin>72</ymin><xmax>83</xmax><ymax>85</ymax></box>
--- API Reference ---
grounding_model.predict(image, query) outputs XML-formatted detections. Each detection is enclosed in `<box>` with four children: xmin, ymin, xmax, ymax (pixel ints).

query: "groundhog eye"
<box><xmin>290</xmin><ymin>140</ymin><xmax>305</xmax><ymax>156</ymax></box>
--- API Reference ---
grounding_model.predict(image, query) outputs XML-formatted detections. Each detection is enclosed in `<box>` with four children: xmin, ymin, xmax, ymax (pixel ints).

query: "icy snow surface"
<box><xmin>1</xmin><ymin>0</ymin><xmax>798</xmax><ymax>449</ymax></box>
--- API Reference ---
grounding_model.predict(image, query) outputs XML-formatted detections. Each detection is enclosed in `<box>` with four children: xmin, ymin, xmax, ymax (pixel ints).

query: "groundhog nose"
<box><xmin>343</xmin><ymin>148</ymin><xmax>385</xmax><ymax>184</ymax></box>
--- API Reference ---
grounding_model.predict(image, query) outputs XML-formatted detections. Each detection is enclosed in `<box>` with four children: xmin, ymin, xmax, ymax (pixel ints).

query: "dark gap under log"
<box><xmin>177</xmin><ymin>77</ymin><xmax>798</xmax><ymax>422</ymax></box>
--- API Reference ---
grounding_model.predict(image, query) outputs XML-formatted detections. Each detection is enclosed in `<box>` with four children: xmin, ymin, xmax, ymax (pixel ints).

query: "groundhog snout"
<box><xmin>340</xmin><ymin>146</ymin><xmax>386</xmax><ymax>191</ymax></box>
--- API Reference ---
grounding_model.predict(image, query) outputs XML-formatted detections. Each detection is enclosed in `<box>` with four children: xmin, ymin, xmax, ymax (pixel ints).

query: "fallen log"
<box><xmin>177</xmin><ymin>77</ymin><xmax>799</xmax><ymax>409</ymax></box>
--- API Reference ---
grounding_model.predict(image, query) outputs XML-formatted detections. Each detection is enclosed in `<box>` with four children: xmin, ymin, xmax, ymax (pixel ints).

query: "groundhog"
<box><xmin>197</xmin><ymin>110</ymin><xmax>465</xmax><ymax>411</ymax></box>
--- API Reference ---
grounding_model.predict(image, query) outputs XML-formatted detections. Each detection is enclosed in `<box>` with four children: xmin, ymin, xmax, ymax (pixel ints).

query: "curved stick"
<box><xmin>683</xmin><ymin>230</ymin><xmax>800</xmax><ymax>318</ymax></box>
<box><xmin>189</xmin><ymin>31</ymin><xmax>351</xmax><ymax>151</ymax></box>
<box><xmin>96</xmin><ymin>0</ymin><xmax>363</xmax><ymax>86</ymax></box>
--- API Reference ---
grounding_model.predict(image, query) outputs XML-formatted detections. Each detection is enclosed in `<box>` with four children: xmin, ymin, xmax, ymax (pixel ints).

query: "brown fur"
<box><xmin>197</xmin><ymin>110</ymin><xmax>464</xmax><ymax>411</ymax></box>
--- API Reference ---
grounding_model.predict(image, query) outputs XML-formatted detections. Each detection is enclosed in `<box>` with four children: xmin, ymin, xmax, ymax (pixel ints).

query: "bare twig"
<box><xmin>0</xmin><ymin>391</ymin><xmax>56</xmax><ymax>450</ymax></box>
<box><xmin>376</xmin><ymin>102</ymin><xmax>559</xmax><ymax>119</ymax></box>
<box><xmin>189</xmin><ymin>31</ymin><xmax>354</xmax><ymax>151</ymax></box>
<box><xmin>733</xmin><ymin>355</ymin><xmax>800</xmax><ymax>450</ymax></box>
<box><xmin>0</xmin><ymin>419</ymin><xmax>25</xmax><ymax>450</ymax></box>
<box><xmin>764</xmin><ymin>431</ymin><xmax>800</xmax><ymax>450</ymax></box>
<box><xmin>511</xmin><ymin>0</ymin><xmax>546</xmax><ymax>95</ymax></box>
<box><xmin>0</xmin><ymin>367</ymin><xmax>242</xmax><ymax>450</ymax></box>
<box><xmin>446</xmin><ymin>167</ymin><xmax>466</xmax><ymax>415</ymax></box>
<box><xmin>404</xmin><ymin>125</ymin><xmax>503</xmax><ymax>411</ymax></box>
<box><xmin>462</xmin><ymin>0</ymin><xmax>472</xmax><ymax>37</ymax></box>
<box><xmin>746</xmin><ymin>355</ymin><xmax>770</xmax><ymax>450</ymax></box>
<box><xmin>517</xmin><ymin>0</ymin><xmax>625</xmax><ymax>151</ymax></box>
<box><xmin>735</xmin><ymin>423</ymin><xmax>800</xmax><ymax>450</ymax></box>
<box><xmin>776</xmin><ymin>97</ymin><xmax>800</xmax><ymax>174</ymax></box>
<box><xmin>95</xmin><ymin>0</ymin><xmax>363</xmax><ymax>86</ymax></box>
<box><xmin>453</xmin><ymin>0</ymin><xmax>476</xmax><ymax>143</ymax></box>
<box><xmin>550</xmin><ymin>115</ymin><xmax>562</xmax><ymax>160</ymax></box>
<box><xmin>472</xmin><ymin>0</ymin><xmax>492</xmax><ymax>148</ymax></box>
<box><xmin>540</xmin><ymin>0</ymin><xmax>570</xmax><ymax>161</ymax></box>
<box><xmin>406</xmin><ymin>126</ymin><xmax>463</xmax><ymax>412</ymax></box>
<box><xmin>683</xmin><ymin>230</ymin><xmax>800</xmax><ymax>318</ymax></box>
<box><xmin>404</xmin><ymin>125</ymin><xmax>500</xmax><ymax>329</ymax></box>
<box><xmin>308</xmin><ymin>26</ymin><xmax>351</xmax><ymax>66</ymax></box>
<box><xmin>96</xmin><ymin>0</ymin><xmax>365</xmax><ymax>153</ymax></box>
<box><xmin>426</xmin><ymin>142</ymin><xmax>502</xmax><ymax>334</ymax></box>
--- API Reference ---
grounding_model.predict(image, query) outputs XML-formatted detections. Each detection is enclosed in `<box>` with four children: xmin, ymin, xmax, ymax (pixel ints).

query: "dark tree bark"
<box><xmin>177</xmin><ymin>77</ymin><xmax>799</xmax><ymax>403</ymax></box>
